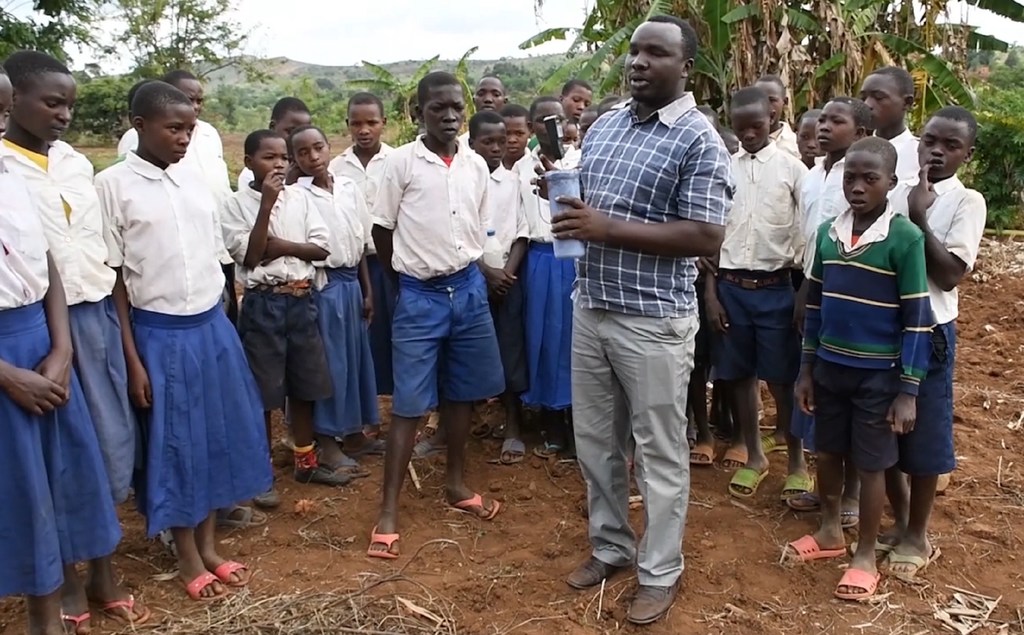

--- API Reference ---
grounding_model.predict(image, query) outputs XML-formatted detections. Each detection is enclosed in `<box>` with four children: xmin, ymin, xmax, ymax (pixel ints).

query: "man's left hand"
<box><xmin>551</xmin><ymin>197</ymin><xmax>611</xmax><ymax>243</ymax></box>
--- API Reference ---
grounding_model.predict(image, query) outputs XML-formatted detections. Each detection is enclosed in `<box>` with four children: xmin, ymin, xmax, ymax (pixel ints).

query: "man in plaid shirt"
<box><xmin>550</xmin><ymin>15</ymin><xmax>733</xmax><ymax>625</ymax></box>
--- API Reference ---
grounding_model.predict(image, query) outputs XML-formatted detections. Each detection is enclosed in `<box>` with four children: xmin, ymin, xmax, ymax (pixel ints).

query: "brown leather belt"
<box><xmin>253</xmin><ymin>280</ymin><xmax>312</xmax><ymax>297</ymax></box>
<box><xmin>720</xmin><ymin>271</ymin><xmax>789</xmax><ymax>290</ymax></box>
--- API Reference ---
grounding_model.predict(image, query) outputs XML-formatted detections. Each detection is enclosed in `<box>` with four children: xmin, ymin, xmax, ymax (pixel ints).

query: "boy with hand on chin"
<box><xmin>786</xmin><ymin>137</ymin><xmax>932</xmax><ymax>602</ymax></box>
<box><xmin>368</xmin><ymin>72</ymin><xmax>505</xmax><ymax>559</ymax></box>
<box><xmin>883</xmin><ymin>106</ymin><xmax>986</xmax><ymax>581</ymax></box>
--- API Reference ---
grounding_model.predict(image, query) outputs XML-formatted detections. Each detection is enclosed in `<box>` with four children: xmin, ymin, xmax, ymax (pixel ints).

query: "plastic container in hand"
<box><xmin>482</xmin><ymin>229</ymin><xmax>505</xmax><ymax>269</ymax></box>
<box><xmin>546</xmin><ymin>168</ymin><xmax>586</xmax><ymax>260</ymax></box>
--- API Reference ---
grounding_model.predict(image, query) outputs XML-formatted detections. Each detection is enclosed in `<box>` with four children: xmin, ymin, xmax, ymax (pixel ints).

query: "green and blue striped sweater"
<box><xmin>801</xmin><ymin>214</ymin><xmax>934</xmax><ymax>395</ymax></box>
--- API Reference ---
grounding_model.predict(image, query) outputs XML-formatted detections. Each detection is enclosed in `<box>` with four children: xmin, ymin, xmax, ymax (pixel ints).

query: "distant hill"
<box><xmin>203</xmin><ymin>53</ymin><xmax>571</xmax><ymax>87</ymax></box>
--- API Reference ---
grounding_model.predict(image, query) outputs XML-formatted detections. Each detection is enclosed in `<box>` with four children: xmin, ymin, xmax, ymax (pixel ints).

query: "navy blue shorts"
<box><xmin>238</xmin><ymin>288</ymin><xmax>333</xmax><ymax>409</ymax></box>
<box><xmin>812</xmin><ymin>359</ymin><xmax>900</xmax><ymax>472</ymax></box>
<box><xmin>899</xmin><ymin>322</ymin><xmax>956</xmax><ymax>476</ymax></box>
<box><xmin>392</xmin><ymin>267</ymin><xmax>505</xmax><ymax>418</ymax></box>
<box><xmin>712</xmin><ymin>271</ymin><xmax>800</xmax><ymax>383</ymax></box>
<box><xmin>490</xmin><ymin>277</ymin><xmax>528</xmax><ymax>395</ymax></box>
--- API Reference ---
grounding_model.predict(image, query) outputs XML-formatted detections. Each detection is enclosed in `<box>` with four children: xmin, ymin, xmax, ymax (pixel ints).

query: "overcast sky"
<box><xmin>229</xmin><ymin>0</ymin><xmax>1024</xmax><ymax>67</ymax></box>
<box><xmin>18</xmin><ymin>0</ymin><xmax>1024</xmax><ymax>69</ymax></box>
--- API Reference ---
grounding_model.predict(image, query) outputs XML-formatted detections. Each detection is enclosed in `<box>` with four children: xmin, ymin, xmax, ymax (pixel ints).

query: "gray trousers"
<box><xmin>571</xmin><ymin>304</ymin><xmax>697</xmax><ymax>587</ymax></box>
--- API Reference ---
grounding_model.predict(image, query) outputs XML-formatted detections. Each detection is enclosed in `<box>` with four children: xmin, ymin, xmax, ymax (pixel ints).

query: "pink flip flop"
<box><xmin>183</xmin><ymin>571</ymin><xmax>229</xmax><ymax>602</ymax></box>
<box><xmin>834</xmin><ymin>568</ymin><xmax>881</xmax><ymax>600</ymax></box>
<box><xmin>784</xmin><ymin>535</ymin><xmax>848</xmax><ymax>562</ymax></box>
<box><xmin>367</xmin><ymin>526</ymin><xmax>400</xmax><ymax>560</ymax></box>
<box><xmin>61</xmin><ymin>611</ymin><xmax>90</xmax><ymax>635</ymax></box>
<box><xmin>96</xmin><ymin>595</ymin><xmax>151</xmax><ymax>626</ymax></box>
<box><xmin>213</xmin><ymin>560</ymin><xmax>251</xmax><ymax>588</ymax></box>
<box><xmin>451</xmin><ymin>493</ymin><xmax>502</xmax><ymax>520</ymax></box>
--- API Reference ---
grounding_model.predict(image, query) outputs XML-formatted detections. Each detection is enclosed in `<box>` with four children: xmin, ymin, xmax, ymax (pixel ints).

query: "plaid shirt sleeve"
<box><xmin>675</xmin><ymin>129</ymin><xmax>733</xmax><ymax>226</ymax></box>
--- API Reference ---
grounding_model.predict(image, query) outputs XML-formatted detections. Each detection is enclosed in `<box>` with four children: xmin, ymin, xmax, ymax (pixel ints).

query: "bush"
<box><xmin>69</xmin><ymin>75</ymin><xmax>136</xmax><ymax>143</ymax></box>
<box><xmin>968</xmin><ymin>88</ymin><xmax>1024</xmax><ymax>230</ymax></box>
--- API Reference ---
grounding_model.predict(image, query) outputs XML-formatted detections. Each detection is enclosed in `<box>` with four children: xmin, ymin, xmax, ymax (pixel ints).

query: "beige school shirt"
<box><xmin>0</xmin><ymin>140</ymin><xmax>115</xmax><ymax>305</ymax></box>
<box><xmin>328</xmin><ymin>143</ymin><xmax>393</xmax><ymax>256</ymax></box>
<box><xmin>770</xmin><ymin>121</ymin><xmax>801</xmax><ymax>159</ymax></box>
<box><xmin>799</xmin><ymin>156</ymin><xmax>849</xmax><ymax>275</ymax></box>
<box><xmin>295</xmin><ymin>176</ymin><xmax>370</xmax><ymax>273</ymax></box>
<box><xmin>720</xmin><ymin>142</ymin><xmax>808</xmax><ymax>272</ymax></box>
<box><xmin>888</xmin><ymin>175</ymin><xmax>987</xmax><ymax>324</ymax></box>
<box><xmin>118</xmin><ymin>120</ymin><xmax>231</xmax><ymax>204</ymax></box>
<box><xmin>221</xmin><ymin>184</ymin><xmax>330</xmax><ymax>288</ymax></box>
<box><xmin>96</xmin><ymin>152</ymin><xmax>227</xmax><ymax>316</ymax></box>
<box><xmin>486</xmin><ymin>164</ymin><xmax>530</xmax><ymax>265</ymax></box>
<box><xmin>516</xmin><ymin>146</ymin><xmax>582</xmax><ymax>243</ymax></box>
<box><xmin>886</xmin><ymin>128</ymin><xmax>921</xmax><ymax>184</ymax></box>
<box><xmin>0</xmin><ymin>159</ymin><xmax>50</xmax><ymax>309</ymax></box>
<box><xmin>371</xmin><ymin>137</ymin><xmax>490</xmax><ymax>281</ymax></box>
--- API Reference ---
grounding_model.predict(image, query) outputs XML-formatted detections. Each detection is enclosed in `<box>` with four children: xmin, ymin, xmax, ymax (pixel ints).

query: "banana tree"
<box><xmin>525</xmin><ymin>0</ymin><xmax>1020</xmax><ymax>125</ymax></box>
<box><xmin>349</xmin><ymin>55</ymin><xmax>439</xmax><ymax>143</ymax></box>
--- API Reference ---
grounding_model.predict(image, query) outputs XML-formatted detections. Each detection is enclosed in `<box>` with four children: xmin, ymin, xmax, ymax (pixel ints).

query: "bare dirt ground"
<box><xmin>3</xmin><ymin>239</ymin><xmax>1024</xmax><ymax>635</ymax></box>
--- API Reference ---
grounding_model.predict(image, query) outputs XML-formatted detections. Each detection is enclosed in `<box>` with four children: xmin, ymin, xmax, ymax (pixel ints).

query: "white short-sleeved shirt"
<box><xmin>295</xmin><ymin>176</ymin><xmax>369</xmax><ymax>273</ymax></box>
<box><xmin>371</xmin><ymin>137</ymin><xmax>490</xmax><ymax>280</ymax></box>
<box><xmin>0</xmin><ymin>161</ymin><xmax>49</xmax><ymax>309</ymax></box>
<box><xmin>237</xmin><ymin>167</ymin><xmax>254</xmax><ymax>193</ymax></box>
<box><xmin>888</xmin><ymin>175</ymin><xmax>986</xmax><ymax>324</ymax></box>
<box><xmin>0</xmin><ymin>140</ymin><xmax>115</xmax><ymax>305</ymax></box>
<box><xmin>516</xmin><ymin>146</ymin><xmax>582</xmax><ymax>243</ymax></box>
<box><xmin>800</xmin><ymin>156</ymin><xmax>849</xmax><ymax>274</ymax></box>
<box><xmin>886</xmin><ymin>128</ymin><xmax>920</xmax><ymax>184</ymax></box>
<box><xmin>328</xmin><ymin>144</ymin><xmax>393</xmax><ymax>256</ymax></box>
<box><xmin>118</xmin><ymin>119</ymin><xmax>231</xmax><ymax>204</ymax></box>
<box><xmin>720</xmin><ymin>142</ymin><xmax>807</xmax><ymax>272</ymax></box>
<box><xmin>96</xmin><ymin>152</ymin><xmax>228</xmax><ymax>315</ymax></box>
<box><xmin>770</xmin><ymin>121</ymin><xmax>801</xmax><ymax>159</ymax></box>
<box><xmin>485</xmin><ymin>164</ymin><xmax>529</xmax><ymax>265</ymax></box>
<box><xmin>221</xmin><ymin>184</ymin><xmax>330</xmax><ymax>288</ymax></box>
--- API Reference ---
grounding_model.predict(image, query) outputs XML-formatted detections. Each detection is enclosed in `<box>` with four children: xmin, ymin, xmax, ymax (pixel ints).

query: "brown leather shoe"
<box><xmin>566</xmin><ymin>556</ymin><xmax>627</xmax><ymax>590</ymax></box>
<box><xmin>627</xmin><ymin>581</ymin><xmax>680</xmax><ymax>625</ymax></box>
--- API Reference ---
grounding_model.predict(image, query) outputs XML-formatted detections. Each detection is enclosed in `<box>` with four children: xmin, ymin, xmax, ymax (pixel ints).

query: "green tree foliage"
<box><xmin>524</xmin><ymin>0</ymin><xmax>1019</xmax><ymax>124</ymax></box>
<box><xmin>0</xmin><ymin>0</ymin><xmax>97</xmax><ymax>60</ymax></box>
<box><xmin>69</xmin><ymin>74</ymin><xmax>135</xmax><ymax>141</ymax></box>
<box><xmin>105</xmin><ymin>0</ymin><xmax>258</xmax><ymax>79</ymax></box>
<box><xmin>968</xmin><ymin>87</ymin><xmax>1024</xmax><ymax>230</ymax></box>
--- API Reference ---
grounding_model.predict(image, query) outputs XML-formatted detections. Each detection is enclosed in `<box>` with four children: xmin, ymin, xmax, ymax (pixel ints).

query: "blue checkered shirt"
<box><xmin>577</xmin><ymin>93</ymin><xmax>733</xmax><ymax>317</ymax></box>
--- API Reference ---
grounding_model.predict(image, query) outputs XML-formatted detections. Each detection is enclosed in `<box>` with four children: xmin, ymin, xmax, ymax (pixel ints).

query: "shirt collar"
<box><xmin>769</xmin><ymin>121</ymin><xmax>793</xmax><ymax>141</ymax></box>
<box><xmin>932</xmin><ymin>174</ymin><xmax>963</xmax><ymax>196</ymax></box>
<box><xmin>829</xmin><ymin>203</ymin><xmax>896</xmax><ymax>251</ymax></box>
<box><xmin>413</xmin><ymin>136</ymin><xmax>463</xmax><ymax>166</ymax></box>
<box><xmin>341</xmin><ymin>142</ymin><xmax>392</xmax><ymax>164</ymax></box>
<box><xmin>737</xmin><ymin>141</ymin><xmax>778</xmax><ymax>163</ymax></box>
<box><xmin>489</xmin><ymin>164</ymin><xmax>509</xmax><ymax>183</ymax></box>
<box><xmin>629</xmin><ymin>93</ymin><xmax>697</xmax><ymax>126</ymax></box>
<box><xmin>888</xmin><ymin>128</ymin><xmax>916</xmax><ymax>145</ymax></box>
<box><xmin>125</xmin><ymin>151</ymin><xmax>183</xmax><ymax>186</ymax></box>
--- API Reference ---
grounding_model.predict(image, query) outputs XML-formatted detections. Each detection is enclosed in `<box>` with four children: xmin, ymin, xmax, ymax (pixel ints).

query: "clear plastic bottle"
<box><xmin>482</xmin><ymin>229</ymin><xmax>505</xmax><ymax>269</ymax></box>
<box><xmin>546</xmin><ymin>168</ymin><xmax>586</xmax><ymax>259</ymax></box>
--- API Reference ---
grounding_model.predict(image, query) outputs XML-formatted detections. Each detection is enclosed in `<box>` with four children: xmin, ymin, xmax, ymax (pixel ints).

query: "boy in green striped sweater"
<box><xmin>785</xmin><ymin>137</ymin><xmax>933</xmax><ymax>601</ymax></box>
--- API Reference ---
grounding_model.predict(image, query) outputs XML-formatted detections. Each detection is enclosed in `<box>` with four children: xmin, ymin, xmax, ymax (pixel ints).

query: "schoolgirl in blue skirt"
<box><xmin>95</xmin><ymin>82</ymin><xmax>271</xmax><ymax>602</ymax></box>
<box><xmin>291</xmin><ymin>126</ymin><xmax>381</xmax><ymax>470</ymax></box>
<box><xmin>0</xmin><ymin>156</ymin><xmax>121</xmax><ymax>634</ymax></box>
<box><xmin>517</xmin><ymin>100</ymin><xmax>582</xmax><ymax>458</ymax></box>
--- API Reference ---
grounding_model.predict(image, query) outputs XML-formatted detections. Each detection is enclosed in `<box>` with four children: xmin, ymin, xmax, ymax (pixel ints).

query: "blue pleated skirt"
<box><xmin>0</xmin><ymin>303</ymin><xmax>122</xmax><ymax>597</ymax></box>
<box><xmin>313</xmin><ymin>267</ymin><xmax>380</xmax><ymax>436</ymax></box>
<box><xmin>521</xmin><ymin>242</ymin><xmax>574</xmax><ymax>411</ymax></box>
<box><xmin>366</xmin><ymin>255</ymin><xmax>396</xmax><ymax>396</ymax></box>
<box><xmin>69</xmin><ymin>297</ymin><xmax>137</xmax><ymax>504</ymax></box>
<box><xmin>132</xmin><ymin>304</ymin><xmax>271</xmax><ymax>537</ymax></box>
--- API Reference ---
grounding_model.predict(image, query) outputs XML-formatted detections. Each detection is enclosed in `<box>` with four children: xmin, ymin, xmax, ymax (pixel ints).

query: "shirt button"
<box><xmin>65</xmin><ymin>237</ymin><xmax>72</xmax><ymax>243</ymax></box>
